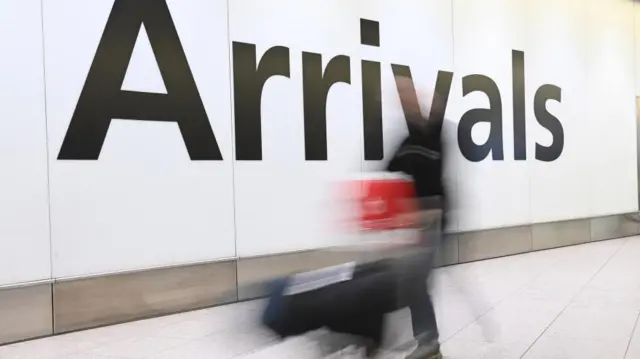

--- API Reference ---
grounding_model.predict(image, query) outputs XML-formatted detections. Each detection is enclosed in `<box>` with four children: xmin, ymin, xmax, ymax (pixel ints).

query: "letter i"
<box><xmin>360</xmin><ymin>18</ymin><xmax>383</xmax><ymax>161</ymax></box>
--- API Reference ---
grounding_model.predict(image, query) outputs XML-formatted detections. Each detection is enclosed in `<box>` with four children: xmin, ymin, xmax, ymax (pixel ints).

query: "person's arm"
<box><xmin>386</xmin><ymin>153</ymin><xmax>404</xmax><ymax>173</ymax></box>
<box><xmin>396</xmin><ymin>157</ymin><xmax>443</xmax><ymax>228</ymax></box>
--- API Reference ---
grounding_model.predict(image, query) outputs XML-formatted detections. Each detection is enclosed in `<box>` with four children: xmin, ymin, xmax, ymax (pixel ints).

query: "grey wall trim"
<box><xmin>458</xmin><ymin>225</ymin><xmax>531</xmax><ymax>262</ymax></box>
<box><xmin>0</xmin><ymin>279</ymin><xmax>54</xmax><ymax>291</ymax></box>
<box><xmin>531</xmin><ymin>219</ymin><xmax>591</xmax><ymax>250</ymax></box>
<box><xmin>591</xmin><ymin>214</ymin><xmax>640</xmax><ymax>242</ymax></box>
<box><xmin>0</xmin><ymin>283</ymin><xmax>52</xmax><ymax>345</ymax></box>
<box><xmin>53</xmin><ymin>260</ymin><xmax>237</xmax><ymax>334</ymax></box>
<box><xmin>54</xmin><ymin>256</ymin><xmax>238</xmax><ymax>283</ymax></box>
<box><xmin>0</xmin><ymin>212</ymin><xmax>638</xmax><ymax>346</ymax></box>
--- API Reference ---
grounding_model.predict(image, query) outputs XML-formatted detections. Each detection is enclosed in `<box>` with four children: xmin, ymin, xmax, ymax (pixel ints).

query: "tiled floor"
<box><xmin>3</xmin><ymin>236</ymin><xmax>640</xmax><ymax>358</ymax></box>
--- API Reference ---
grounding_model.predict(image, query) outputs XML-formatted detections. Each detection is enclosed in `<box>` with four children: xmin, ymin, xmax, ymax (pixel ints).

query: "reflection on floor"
<box><xmin>3</xmin><ymin>236</ymin><xmax>640</xmax><ymax>358</ymax></box>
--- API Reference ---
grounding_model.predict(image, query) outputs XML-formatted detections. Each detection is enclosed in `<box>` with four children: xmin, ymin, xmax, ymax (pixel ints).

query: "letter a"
<box><xmin>58</xmin><ymin>0</ymin><xmax>222</xmax><ymax>160</ymax></box>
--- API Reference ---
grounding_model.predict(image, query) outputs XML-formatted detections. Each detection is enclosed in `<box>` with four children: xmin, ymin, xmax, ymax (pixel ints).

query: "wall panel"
<box><xmin>0</xmin><ymin>0</ymin><xmax>51</xmax><ymax>286</ymax></box>
<box><xmin>526</xmin><ymin>0</ymin><xmax>590</xmax><ymax>223</ymax></box>
<box><xmin>585</xmin><ymin>0</ymin><xmax>638</xmax><ymax>217</ymax></box>
<box><xmin>229</xmin><ymin>0</ymin><xmax>363</xmax><ymax>256</ymax></box>
<box><xmin>43</xmin><ymin>0</ymin><xmax>236</xmax><ymax>278</ymax></box>
<box><xmin>450</xmin><ymin>0</ymin><xmax>529</xmax><ymax>231</ymax></box>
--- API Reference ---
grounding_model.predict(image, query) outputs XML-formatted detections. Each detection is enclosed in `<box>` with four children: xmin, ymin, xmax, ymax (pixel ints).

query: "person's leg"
<box><xmin>405</xmin><ymin>227</ymin><xmax>442</xmax><ymax>358</ymax></box>
<box><xmin>409</xmin><ymin>278</ymin><xmax>438</xmax><ymax>344</ymax></box>
<box><xmin>407</xmin><ymin>281</ymin><xmax>440</xmax><ymax>358</ymax></box>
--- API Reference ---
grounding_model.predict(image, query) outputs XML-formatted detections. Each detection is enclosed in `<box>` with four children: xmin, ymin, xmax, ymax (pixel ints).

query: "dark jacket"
<box><xmin>386</xmin><ymin>114</ymin><xmax>447</xmax><ymax>227</ymax></box>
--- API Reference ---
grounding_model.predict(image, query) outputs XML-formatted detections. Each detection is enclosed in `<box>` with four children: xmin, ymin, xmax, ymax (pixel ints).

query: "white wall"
<box><xmin>526</xmin><ymin>0</ymin><xmax>590</xmax><ymax>224</ymax></box>
<box><xmin>585</xmin><ymin>0</ymin><xmax>637</xmax><ymax>217</ymax></box>
<box><xmin>229</xmin><ymin>0</ymin><xmax>363</xmax><ymax>256</ymax></box>
<box><xmin>0</xmin><ymin>0</ymin><xmax>638</xmax><ymax>284</ymax></box>
<box><xmin>448</xmin><ymin>0</ymin><xmax>530</xmax><ymax>231</ymax></box>
<box><xmin>0</xmin><ymin>0</ymin><xmax>51</xmax><ymax>286</ymax></box>
<box><xmin>448</xmin><ymin>0</ymin><xmax>637</xmax><ymax>232</ymax></box>
<box><xmin>43</xmin><ymin>0</ymin><xmax>236</xmax><ymax>278</ymax></box>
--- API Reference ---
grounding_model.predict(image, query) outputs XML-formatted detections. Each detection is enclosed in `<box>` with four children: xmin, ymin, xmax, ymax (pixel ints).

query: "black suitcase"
<box><xmin>262</xmin><ymin>259</ymin><xmax>399</xmax><ymax>350</ymax></box>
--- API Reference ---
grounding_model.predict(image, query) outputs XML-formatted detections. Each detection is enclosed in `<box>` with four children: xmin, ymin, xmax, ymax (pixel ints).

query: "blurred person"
<box><xmin>261</xmin><ymin>76</ymin><xmax>453</xmax><ymax>358</ymax></box>
<box><xmin>386</xmin><ymin>75</ymin><xmax>448</xmax><ymax>359</ymax></box>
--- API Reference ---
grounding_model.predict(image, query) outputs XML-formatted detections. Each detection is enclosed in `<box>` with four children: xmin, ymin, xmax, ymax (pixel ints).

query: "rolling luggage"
<box><xmin>259</xmin><ymin>174</ymin><xmax>421</xmax><ymax>356</ymax></box>
<box><xmin>262</xmin><ymin>259</ymin><xmax>400</xmax><ymax>353</ymax></box>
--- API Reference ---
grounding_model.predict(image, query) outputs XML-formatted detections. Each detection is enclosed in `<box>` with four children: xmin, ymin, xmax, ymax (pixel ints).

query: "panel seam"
<box><xmin>224</xmin><ymin>0</ymin><xmax>240</xmax><ymax>301</ymax></box>
<box><xmin>38</xmin><ymin>0</ymin><xmax>55</xmax><ymax>333</ymax></box>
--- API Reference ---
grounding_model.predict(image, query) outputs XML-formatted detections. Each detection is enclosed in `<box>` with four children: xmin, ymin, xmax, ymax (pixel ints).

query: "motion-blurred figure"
<box><xmin>386</xmin><ymin>75</ymin><xmax>448</xmax><ymax>359</ymax></box>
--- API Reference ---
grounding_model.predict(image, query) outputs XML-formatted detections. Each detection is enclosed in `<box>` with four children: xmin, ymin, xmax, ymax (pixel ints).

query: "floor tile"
<box><xmin>85</xmin><ymin>336</ymin><xmax>187</xmax><ymax>358</ymax></box>
<box><xmin>544</xmin><ymin>305</ymin><xmax>639</xmax><ymax>342</ymax></box>
<box><xmin>570</xmin><ymin>285</ymin><xmax>640</xmax><ymax>311</ymax></box>
<box><xmin>147</xmin><ymin>319</ymin><xmax>226</xmax><ymax>339</ymax></box>
<box><xmin>0</xmin><ymin>337</ymin><xmax>99</xmax><ymax>359</ymax></box>
<box><xmin>238</xmin><ymin>335</ymin><xmax>323</xmax><ymax>358</ymax></box>
<box><xmin>441</xmin><ymin>337</ymin><xmax>531</xmax><ymax>359</ymax></box>
<box><xmin>624</xmin><ymin>316</ymin><xmax>640</xmax><ymax>359</ymax></box>
<box><xmin>523</xmin><ymin>334</ymin><xmax>628</xmax><ymax>359</ymax></box>
<box><xmin>55</xmin><ymin>354</ymin><xmax>130</xmax><ymax>359</ymax></box>
<box><xmin>55</xmin><ymin>322</ymin><xmax>155</xmax><ymax>344</ymax></box>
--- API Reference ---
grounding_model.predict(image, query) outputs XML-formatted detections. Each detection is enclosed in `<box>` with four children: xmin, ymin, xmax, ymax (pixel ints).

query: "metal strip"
<box><xmin>54</xmin><ymin>256</ymin><xmax>237</xmax><ymax>283</ymax></box>
<box><xmin>0</xmin><ymin>279</ymin><xmax>53</xmax><ymax>291</ymax></box>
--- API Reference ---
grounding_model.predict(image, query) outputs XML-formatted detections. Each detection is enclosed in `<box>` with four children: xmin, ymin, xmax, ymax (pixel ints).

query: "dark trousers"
<box><xmin>409</xmin><ymin>234</ymin><xmax>440</xmax><ymax>344</ymax></box>
<box><xmin>396</xmin><ymin>222</ymin><xmax>442</xmax><ymax>345</ymax></box>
